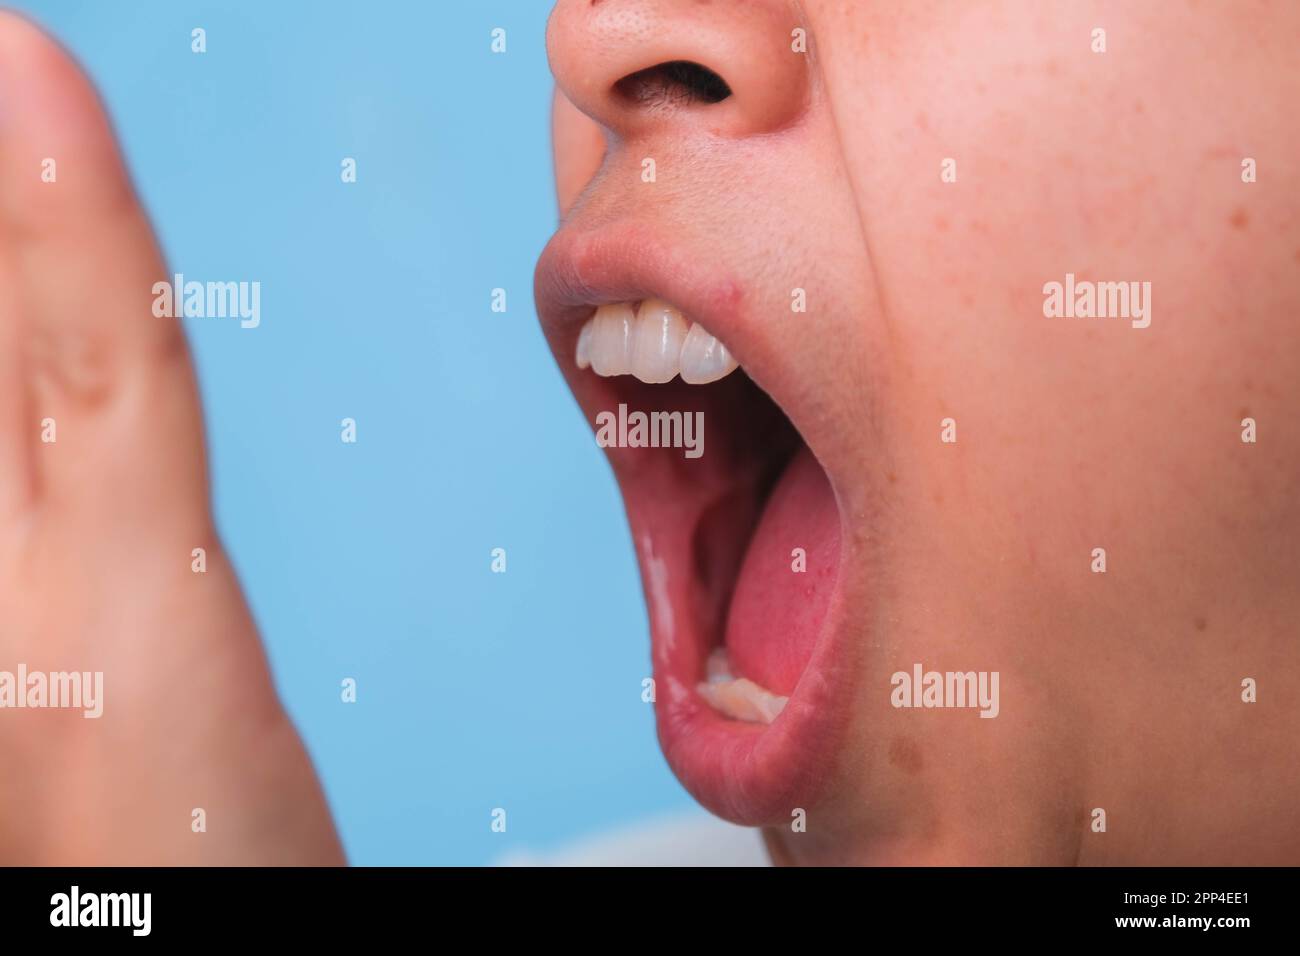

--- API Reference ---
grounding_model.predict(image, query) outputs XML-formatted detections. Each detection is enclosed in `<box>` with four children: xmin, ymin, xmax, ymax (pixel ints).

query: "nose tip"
<box><xmin>546</xmin><ymin>0</ymin><xmax>810</xmax><ymax>139</ymax></box>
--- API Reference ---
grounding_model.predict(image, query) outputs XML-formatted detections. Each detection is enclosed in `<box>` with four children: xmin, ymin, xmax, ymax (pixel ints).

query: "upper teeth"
<box><xmin>575</xmin><ymin>299</ymin><xmax>740</xmax><ymax>385</ymax></box>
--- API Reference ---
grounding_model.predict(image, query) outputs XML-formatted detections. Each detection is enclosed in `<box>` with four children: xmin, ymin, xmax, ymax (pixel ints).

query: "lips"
<box><xmin>534</xmin><ymin>222</ymin><xmax>857</xmax><ymax>825</ymax></box>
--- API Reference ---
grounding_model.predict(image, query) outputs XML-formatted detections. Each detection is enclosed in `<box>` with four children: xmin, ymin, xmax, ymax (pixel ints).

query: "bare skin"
<box><xmin>3</xmin><ymin>0</ymin><xmax>1296</xmax><ymax>867</ymax></box>
<box><xmin>0</xmin><ymin>13</ymin><xmax>341</xmax><ymax>864</ymax></box>
<box><xmin>546</xmin><ymin>0</ymin><xmax>1300</xmax><ymax>864</ymax></box>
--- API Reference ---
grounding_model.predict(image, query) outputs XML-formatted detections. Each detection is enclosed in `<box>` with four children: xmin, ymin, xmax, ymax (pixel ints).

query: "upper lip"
<box><xmin>534</xmin><ymin>216</ymin><xmax>859</xmax><ymax>825</ymax></box>
<box><xmin>534</xmin><ymin>220</ymin><xmax>750</xmax><ymax>383</ymax></box>
<box><xmin>535</xmin><ymin>220</ymin><xmax>833</xmax><ymax>457</ymax></box>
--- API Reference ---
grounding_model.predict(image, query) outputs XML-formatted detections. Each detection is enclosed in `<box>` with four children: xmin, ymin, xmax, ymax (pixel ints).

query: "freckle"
<box><xmin>969</xmin><ymin>219</ymin><xmax>989</xmax><ymax>234</ymax></box>
<box><xmin>887</xmin><ymin>472</ymin><xmax>898</xmax><ymax>484</ymax></box>
<box><xmin>1134</xmin><ymin>99</ymin><xmax>1145</xmax><ymax>114</ymax></box>
<box><xmin>1045</xmin><ymin>58</ymin><xmax>1059</xmax><ymax>76</ymax></box>
<box><xmin>888</xmin><ymin>736</ymin><xmax>924</xmax><ymax>775</ymax></box>
<box><xmin>1229</xmin><ymin>207</ymin><xmax>1249</xmax><ymax>230</ymax></box>
<box><xmin>960</xmin><ymin>292</ymin><xmax>974</xmax><ymax>308</ymax></box>
<box><xmin>916</xmin><ymin>112</ymin><xmax>930</xmax><ymax>132</ymax></box>
<box><xmin>1239</xmin><ymin>406</ymin><xmax>1251</xmax><ymax>418</ymax></box>
<box><xmin>1194</xmin><ymin>616</ymin><xmax>1207</xmax><ymax>632</ymax></box>
<box><xmin>935</xmin><ymin>216</ymin><xmax>949</xmax><ymax>232</ymax></box>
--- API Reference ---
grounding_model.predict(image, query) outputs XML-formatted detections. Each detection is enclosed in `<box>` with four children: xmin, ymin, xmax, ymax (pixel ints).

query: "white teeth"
<box><xmin>574</xmin><ymin>300</ymin><xmax>740</xmax><ymax>385</ymax></box>
<box><xmin>678</xmin><ymin>322</ymin><xmax>739</xmax><ymax>385</ymax></box>
<box><xmin>588</xmin><ymin>302</ymin><xmax>636</xmax><ymax>376</ymax></box>
<box><xmin>697</xmin><ymin>649</ymin><xmax>788</xmax><ymax>725</ymax></box>
<box><xmin>630</xmin><ymin>298</ymin><xmax>689</xmax><ymax>384</ymax></box>
<box><xmin>574</xmin><ymin>320</ymin><xmax>594</xmax><ymax>370</ymax></box>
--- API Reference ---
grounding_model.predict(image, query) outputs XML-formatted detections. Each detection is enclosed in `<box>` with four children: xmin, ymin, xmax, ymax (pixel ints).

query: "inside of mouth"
<box><xmin>608</xmin><ymin>366</ymin><xmax>841</xmax><ymax>721</ymax></box>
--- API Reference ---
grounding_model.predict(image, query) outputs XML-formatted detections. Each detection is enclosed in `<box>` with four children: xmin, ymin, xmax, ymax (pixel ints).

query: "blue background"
<box><xmin>13</xmin><ymin>0</ymin><xmax>700</xmax><ymax>864</ymax></box>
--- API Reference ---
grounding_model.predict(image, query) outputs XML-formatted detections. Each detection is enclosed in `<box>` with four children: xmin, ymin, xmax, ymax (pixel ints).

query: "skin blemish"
<box><xmin>708</xmin><ymin>278</ymin><xmax>744</xmax><ymax>315</ymax></box>
<box><xmin>889</xmin><ymin>736</ymin><xmax>924</xmax><ymax>775</ymax></box>
<box><xmin>1229</xmin><ymin>207</ymin><xmax>1250</xmax><ymax>230</ymax></box>
<box><xmin>1194</xmin><ymin>616</ymin><xmax>1208</xmax><ymax>632</ymax></box>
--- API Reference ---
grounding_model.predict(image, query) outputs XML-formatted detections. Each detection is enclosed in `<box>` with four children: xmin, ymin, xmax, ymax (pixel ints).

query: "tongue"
<box><xmin>723</xmin><ymin>446</ymin><xmax>840</xmax><ymax>697</ymax></box>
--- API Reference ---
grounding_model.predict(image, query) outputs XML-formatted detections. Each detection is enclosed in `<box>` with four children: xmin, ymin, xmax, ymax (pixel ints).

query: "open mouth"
<box><xmin>574</xmin><ymin>297</ymin><xmax>840</xmax><ymax>719</ymax></box>
<box><xmin>535</xmin><ymin>225</ymin><xmax>855</xmax><ymax>825</ymax></box>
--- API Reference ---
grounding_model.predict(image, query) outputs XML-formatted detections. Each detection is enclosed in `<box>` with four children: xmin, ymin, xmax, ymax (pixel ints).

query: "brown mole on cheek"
<box><xmin>1194</xmin><ymin>616</ymin><xmax>1208</xmax><ymax>632</ymax></box>
<box><xmin>888</xmin><ymin>736</ymin><xmax>924</xmax><ymax>775</ymax></box>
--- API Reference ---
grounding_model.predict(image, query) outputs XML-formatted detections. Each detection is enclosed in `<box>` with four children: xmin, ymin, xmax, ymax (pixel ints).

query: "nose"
<box><xmin>546</xmin><ymin>0</ymin><xmax>810</xmax><ymax>140</ymax></box>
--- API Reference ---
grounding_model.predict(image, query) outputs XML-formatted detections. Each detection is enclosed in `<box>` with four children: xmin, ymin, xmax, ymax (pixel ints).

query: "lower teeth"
<box><xmin>696</xmin><ymin>649</ymin><xmax>788</xmax><ymax>725</ymax></box>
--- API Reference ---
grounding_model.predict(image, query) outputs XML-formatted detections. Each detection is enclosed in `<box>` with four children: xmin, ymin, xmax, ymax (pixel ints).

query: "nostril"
<box><xmin>613</xmin><ymin>60</ymin><xmax>733</xmax><ymax>108</ymax></box>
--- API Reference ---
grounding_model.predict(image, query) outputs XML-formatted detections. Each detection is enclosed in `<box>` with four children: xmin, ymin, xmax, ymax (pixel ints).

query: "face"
<box><xmin>535</xmin><ymin>0</ymin><xmax>1300</xmax><ymax>864</ymax></box>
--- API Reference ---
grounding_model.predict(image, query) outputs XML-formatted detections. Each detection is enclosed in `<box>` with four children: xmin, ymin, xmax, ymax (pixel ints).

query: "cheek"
<box><xmin>811</xmin><ymin>2</ymin><xmax>1300</xmax><ymax>569</ymax></box>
